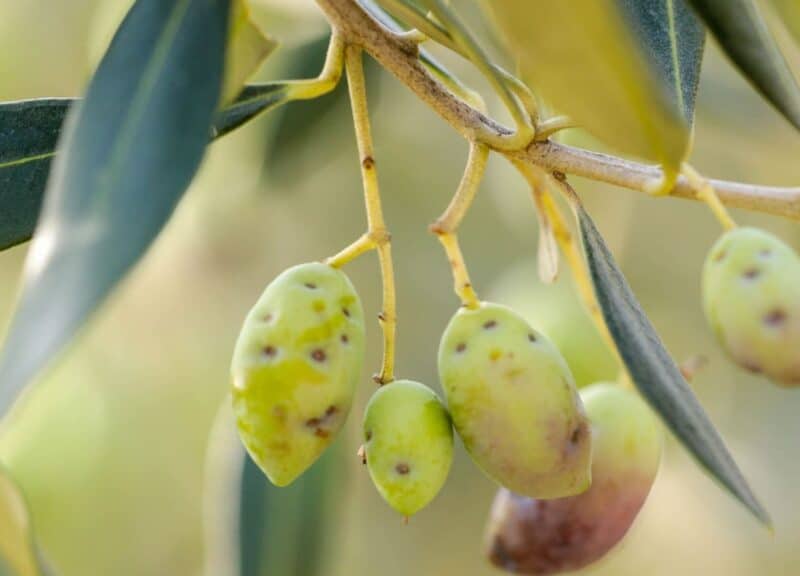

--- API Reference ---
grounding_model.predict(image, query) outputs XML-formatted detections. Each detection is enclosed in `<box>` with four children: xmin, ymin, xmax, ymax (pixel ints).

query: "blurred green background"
<box><xmin>1</xmin><ymin>1</ymin><xmax>800</xmax><ymax>574</ymax></box>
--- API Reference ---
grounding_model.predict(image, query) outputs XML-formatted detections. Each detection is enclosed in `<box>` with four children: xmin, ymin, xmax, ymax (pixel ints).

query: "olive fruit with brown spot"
<box><xmin>488</xmin><ymin>263</ymin><xmax>619</xmax><ymax>388</ymax></box>
<box><xmin>231</xmin><ymin>262</ymin><xmax>365</xmax><ymax>486</ymax></box>
<box><xmin>485</xmin><ymin>383</ymin><xmax>662</xmax><ymax>575</ymax></box>
<box><xmin>438</xmin><ymin>302</ymin><xmax>591</xmax><ymax>498</ymax></box>
<box><xmin>362</xmin><ymin>380</ymin><xmax>454</xmax><ymax>516</ymax></box>
<box><xmin>703</xmin><ymin>227</ymin><xmax>800</xmax><ymax>386</ymax></box>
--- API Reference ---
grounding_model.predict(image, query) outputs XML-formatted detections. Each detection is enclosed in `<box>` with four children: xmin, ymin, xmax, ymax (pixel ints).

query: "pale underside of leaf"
<box><xmin>687</xmin><ymin>0</ymin><xmax>800</xmax><ymax>130</ymax></box>
<box><xmin>576</xmin><ymin>204</ymin><xmax>770</xmax><ymax>526</ymax></box>
<box><xmin>770</xmin><ymin>0</ymin><xmax>800</xmax><ymax>44</ymax></box>
<box><xmin>0</xmin><ymin>0</ymin><xmax>230</xmax><ymax>418</ymax></box>
<box><xmin>486</xmin><ymin>0</ymin><xmax>689</xmax><ymax>171</ymax></box>
<box><xmin>223</xmin><ymin>0</ymin><xmax>278</xmax><ymax>102</ymax></box>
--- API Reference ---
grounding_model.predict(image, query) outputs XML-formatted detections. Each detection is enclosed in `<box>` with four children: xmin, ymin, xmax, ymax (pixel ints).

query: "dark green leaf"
<box><xmin>687</xmin><ymin>0</ymin><xmax>800</xmax><ymax>129</ymax></box>
<box><xmin>0</xmin><ymin>100</ymin><xmax>71</xmax><ymax>251</ymax></box>
<box><xmin>619</xmin><ymin>0</ymin><xmax>706</xmax><ymax>123</ymax></box>
<box><xmin>0</xmin><ymin>0</ymin><xmax>230</xmax><ymax>417</ymax></box>
<box><xmin>0</xmin><ymin>86</ymin><xmax>290</xmax><ymax>254</ymax></box>
<box><xmin>577</xmin><ymin>204</ymin><xmax>770</xmax><ymax>525</ymax></box>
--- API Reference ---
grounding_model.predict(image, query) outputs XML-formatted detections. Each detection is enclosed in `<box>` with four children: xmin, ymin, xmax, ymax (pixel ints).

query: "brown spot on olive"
<box><xmin>341</xmin><ymin>334</ymin><xmax>349</xmax><ymax>344</ymax></box>
<box><xmin>343</xmin><ymin>307</ymin><xmax>351</xmax><ymax>317</ymax></box>
<box><xmin>570</xmin><ymin>425</ymin><xmax>584</xmax><ymax>445</ymax></box>
<box><xmin>263</xmin><ymin>345</ymin><xmax>277</xmax><ymax>358</ymax></box>
<box><xmin>262</xmin><ymin>312</ymin><xmax>273</xmax><ymax>323</ymax></box>
<box><xmin>528</xmin><ymin>333</ymin><xmax>537</xmax><ymax>343</ymax></box>
<box><xmin>306</xmin><ymin>405</ymin><xmax>340</xmax><ymax>438</ymax></box>
<box><xmin>742</xmin><ymin>267</ymin><xmax>761</xmax><ymax>280</ymax></box>
<box><xmin>395</xmin><ymin>462</ymin><xmax>410</xmax><ymax>475</ymax></box>
<box><xmin>743</xmin><ymin>361</ymin><xmax>763</xmax><ymax>374</ymax></box>
<box><xmin>365</xmin><ymin>429</ymin><xmax>373</xmax><ymax>441</ymax></box>
<box><xmin>362</xmin><ymin>155</ymin><xmax>375</xmax><ymax>169</ymax></box>
<box><xmin>764</xmin><ymin>309</ymin><xmax>788</xmax><ymax>328</ymax></box>
<box><xmin>272</xmin><ymin>405</ymin><xmax>287</xmax><ymax>423</ymax></box>
<box><xmin>483</xmin><ymin>320</ymin><xmax>498</xmax><ymax>330</ymax></box>
<box><xmin>304</xmin><ymin>282</ymin><xmax>317</xmax><ymax>289</ymax></box>
<box><xmin>455</xmin><ymin>342</ymin><xmax>467</xmax><ymax>353</ymax></box>
<box><xmin>311</xmin><ymin>349</ymin><xmax>327</xmax><ymax>362</ymax></box>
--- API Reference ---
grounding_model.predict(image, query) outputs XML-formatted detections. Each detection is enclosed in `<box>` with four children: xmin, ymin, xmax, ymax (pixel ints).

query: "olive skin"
<box><xmin>485</xmin><ymin>383</ymin><xmax>662</xmax><ymax>575</ymax></box>
<box><xmin>363</xmin><ymin>380</ymin><xmax>454</xmax><ymax>516</ymax></box>
<box><xmin>703</xmin><ymin>227</ymin><xmax>800</xmax><ymax>386</ymax></box>
<box><xmin>438</xmin><ymin>302</ymin><xmax>591</xmax><ymax>499</ymax></box>
<box><xmin>231</xmin><ymin>262</ymin><xmax>365</xmax><ymax>486</ymax></box>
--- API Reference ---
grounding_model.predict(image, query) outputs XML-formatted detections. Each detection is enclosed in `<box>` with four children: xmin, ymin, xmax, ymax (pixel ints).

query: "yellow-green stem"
<box><xmin>285</xmin><ymin>31</ymin><xmax>346</xmax><ymax>101</ymax></box>
<box><xmin>683</xmin><ymin>163</ymin><xmax>738</xmax><ymax>231</ymax></box>
<box><xmin>345</xmin><ymin>45</ymin><xmax>397</xmax><ymax>385</ymax></box>
<box><xmin>431</xmin><ymin>143</ymin><xmax>489</xmax><ymax>309</ymax></box>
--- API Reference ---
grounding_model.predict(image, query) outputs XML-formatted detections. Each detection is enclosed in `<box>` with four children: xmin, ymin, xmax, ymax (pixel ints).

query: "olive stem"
<box><xmin>431</xmin><ymin>142</ymin><xmax>489</xmax><ymax>309</ymax></box>
<box><xmin>284</xmin><ymin>31</ymin><xmax>346</xmax><ymax>100</ymax></box>
<box><xmin>325</xmin><ymin>233</ymin><xmax>376</xmax><ymax>268</ymax></box>
<box><xmin>534</xmin><ymin>116</ymin><xmax>579</xmax><ymax>142</ymax></box>
<box><xmin>682</xmin><ymin>163</ymin><xmax>738</xmax><ymax>231</ymax></box>
<box><xmin>315</xmin><ymin>0</ymin><xmax>800</xmax><ymax>221</ymax></box>
<box><xmin>421</xmin><ymin>0</ymin><xmax>536</xmax><ymax>149</ymax></box>
<box><xmin>377</xmin><ymin>0</ymin><xmax>537</xmax><ymax>119</ymax></box>
<box><xmin>345</xmin><ymin>45</ymin><xmax>397</xmax><ymax>385</ymax></box>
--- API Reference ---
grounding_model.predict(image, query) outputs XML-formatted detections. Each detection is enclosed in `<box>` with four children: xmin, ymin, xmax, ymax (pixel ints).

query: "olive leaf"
<box><xmin>0</xmin><ymin>99</ymin><xmax>70</xmax><ymax>251</ymax></box>
<box><xmin>223</xmin><ymin>0</ymin><xmax>278</xmax><ymax>103</ymax></box>
<box><xmin>204</xmin><ymin>402</ymin><xmax>340</xmax><ymax>576</ymax></box>
<box><xmin>0</xmin><ymin>0</ymin><xmax>231</xmax><ymax>419</ymax></box>
<box><xmin>0</xmin><ymin>467</ymin><xmax>53</xmax><ymax>576</ymax></box>
<box><xmin>0</xmin><ymin>84</ymin><xmax>292</xmax><ymax>253</ymax></box>
<box><xmin>687</xmin><ymin>0</ymin><xmax>800</xmax><ymax>130</ymax></box>
<box><xmin>619</xmin><ymin>0</ymin><xmax>706</xmax><ymax>123</ymax></box>
<box><xmin>770</xmin><ymin>0</ymin><xmax>800</xmax><ymax>44</ymax></box>
<box><xmin>576</xmin><ymin>203</ymin><xmax>770</xmax><ymax>526</ymax></box>
<box><xmin>484</xmin><ymin>0</ymin><xmax>689</xmax><ymax>171</ymax></box>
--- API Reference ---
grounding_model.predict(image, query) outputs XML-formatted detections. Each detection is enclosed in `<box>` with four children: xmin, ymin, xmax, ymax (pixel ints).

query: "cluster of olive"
<box><xmin>230</xmin><ymin>261</ymin><xmax>666</xmax><ymax>573</ymax></box>
<box><xmin>227</xmin><ymin>223</ymin><xmax>800</xmax><ymax>573</ymax></box>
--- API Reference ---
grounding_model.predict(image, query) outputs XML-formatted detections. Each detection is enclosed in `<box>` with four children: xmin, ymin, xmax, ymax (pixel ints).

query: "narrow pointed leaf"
<box><xmin>0</xmin><ymin>84</ymin><xmax>290</xmax><ymax>254</ymax></box>
<box><xmin>619</xmin><ymin>0</ymin><xmax>706</xmax><ymax>123</ymax></box>
<box><xmin>687</xmin><ymin>0</ymin><xmax>800</xmax><ymax>130</ymax></box>
<box><xmin>577</xmin><ymin>204</ymin><xmax>770</xmax><ymax>525</ymax></box>
<box><xmin>0</xmin><ymin>467</ymin><xmax>53</xmax><ymax>576</ymax></box>
<box><xmin>0</xmin><ymin>100</ymin><xmax>71</xmax><ymax>251</ymax></box>
<box><xmin>0</xmin><ymin>0</ymin><xmax>230</xmax><ymax>418</ymax></box>
<box><xmin>485</xmin><ymin>0</ymin><xmax>689</xmax><ymax>171</ymax></box>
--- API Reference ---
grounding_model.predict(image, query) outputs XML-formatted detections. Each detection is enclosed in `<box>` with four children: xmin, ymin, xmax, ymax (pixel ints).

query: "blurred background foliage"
<box><xmin>0</xmin><ymin>0</ymin><xmax>799</xmax><ymax>574</ymax></box>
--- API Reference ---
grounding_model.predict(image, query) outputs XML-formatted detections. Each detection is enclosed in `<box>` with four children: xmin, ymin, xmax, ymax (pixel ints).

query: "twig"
<box><xmin>314</xmin><ymin>0</ymin><xmax>800</xmax><ymax>221</ymax></box>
